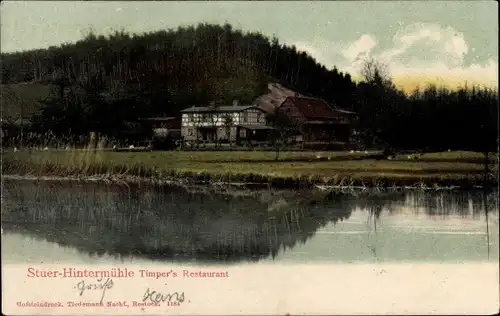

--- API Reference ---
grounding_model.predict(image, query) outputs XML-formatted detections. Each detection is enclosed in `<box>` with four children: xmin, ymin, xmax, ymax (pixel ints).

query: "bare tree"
<box><xmin>266</xmin><ymin>106</ymin><xmax>296</xmax><ymax>160</ymax></box>
<box><xmin>360</xmin><ymin>57</ymin><xmax>392</xmax><ymax>87</ymax></box>
<box><xmin>222</xmin><ymin>114</ymin><xmax>234</xmax><ymax>148</ymax></box>
<box><xmin>358</xmin><ymin>57</ymin><xmax>401</xmax><ymax>156</ymax></box>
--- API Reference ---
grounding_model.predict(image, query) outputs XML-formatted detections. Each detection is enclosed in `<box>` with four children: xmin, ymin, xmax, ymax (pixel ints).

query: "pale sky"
<box><xmin>1</xmin><ymin>1</ymin><xmax>498</xmax><ymax>91</ymax></box>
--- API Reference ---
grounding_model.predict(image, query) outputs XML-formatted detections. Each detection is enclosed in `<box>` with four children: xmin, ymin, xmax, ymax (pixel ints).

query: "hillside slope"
<box><xmin>0</xmin><ymin>23</ymin><xmax>357</xmax><ymax>120</ymax></box>
<box><xmin>1</xmin><ymin>82</ymin><xmax>51</xmax><ymax>122</ymax></box>
<box><xmin>0</xmin><ymin>80</ymin><xmax>308</xmax><ymax>123</ymax></box>
<box><xmin>1</xmin><ymin>23</ymin><xmax>496</xmax><ymax>154</ymax></box>
<box><xmin>254</xmin><ymin>82</ymin><xmax>306</xmax><ymax>113</ymax></box>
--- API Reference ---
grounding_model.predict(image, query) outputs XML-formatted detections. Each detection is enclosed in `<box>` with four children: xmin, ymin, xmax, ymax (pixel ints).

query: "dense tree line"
<box><xmin>2</xmin><ymin>23</ymin><xmax>356</xmax><ymax>108</ymax></box>
<box><xmin>354</xmin><ymin>59</ymin><xmax>498</xmax><ymax>155</ymax></box>
<box><xmin>1</xmin><ymin>23</ymin><xmax>498</xmax><ymax>153</ymax></box>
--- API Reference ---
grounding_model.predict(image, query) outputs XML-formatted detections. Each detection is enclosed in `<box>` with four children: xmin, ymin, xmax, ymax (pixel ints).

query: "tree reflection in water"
<box><xmin>1</xmin><ymin>180</ymin><xmax>498</xmax><ymax>264</ymax></box>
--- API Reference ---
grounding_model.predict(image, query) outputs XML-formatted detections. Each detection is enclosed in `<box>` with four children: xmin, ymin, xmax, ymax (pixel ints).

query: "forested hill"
<box><xmin>1</xmin><ymin>23</ymin><xmax>357</xmax><ymax>114</ymax></box>
<box><xmin>1</xmin><ymin>23</ymin><xmax>497</xmax><ymax>153</ymax></box>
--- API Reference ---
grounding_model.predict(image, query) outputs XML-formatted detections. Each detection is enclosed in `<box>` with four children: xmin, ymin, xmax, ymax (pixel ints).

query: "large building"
<box><xmin>180</xmin><ymin>100</ymin><xmax>272</xmax><ymax>144</ymax></box>
<box><xmin>277</xmin><ymin>96</ymin><xmax>357</xmax><ymax>146</ymax></box>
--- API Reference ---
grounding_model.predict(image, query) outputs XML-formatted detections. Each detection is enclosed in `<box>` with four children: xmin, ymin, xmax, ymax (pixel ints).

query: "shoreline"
<box><xmin>2</xmin><ymin>172</ymin><xmax>496</xmax><ymax>192</ymax></box>
<box><xmin>2</xmin><ymin>150</ymin><xmax>497</xmax><ymax>190</ymax></box>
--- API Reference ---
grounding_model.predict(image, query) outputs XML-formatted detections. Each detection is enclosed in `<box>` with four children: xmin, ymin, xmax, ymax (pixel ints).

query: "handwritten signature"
<box><xmin>75</xmin><ymin>278</ymin><xmax>114</xmax><ymax>304</ymax></box>
<box><xmin>142</xmin><ymin>284</ymin><xmax>185</xmax><ymax>304</ymax></box>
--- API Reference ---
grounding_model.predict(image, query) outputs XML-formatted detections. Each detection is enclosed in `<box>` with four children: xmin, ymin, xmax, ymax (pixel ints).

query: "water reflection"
<box><xmin>1</xmin><ymin>180</ymin><xmax>498</xmax><ymax>264</ymax></box>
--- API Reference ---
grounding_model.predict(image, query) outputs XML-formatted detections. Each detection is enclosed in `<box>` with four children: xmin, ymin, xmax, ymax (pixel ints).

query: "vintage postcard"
<box><xmin>1</xmin><ymin>1</ymin><xmax>499</xmax><ymax>315</ymax></box>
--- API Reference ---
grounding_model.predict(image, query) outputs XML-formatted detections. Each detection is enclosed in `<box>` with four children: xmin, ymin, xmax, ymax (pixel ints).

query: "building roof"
<box><xmin>235</xmin><ymin>124</ymin><xmax>275</xmax><ymax>130</ymax></box>
<box><xmin>181</xmin><ymin>105</ymin><xmax>260</xmax><ymax>113</ymax></box>
<box><xmin>139</xmin><ymin>117</ymin><xmax>177</xmax><ymax>121</ymax></box>
<box><xmin>335</xmin><ymin>108</ymin><xmax>357</xmax><ymax>115</ymax></box>
<box><xmin>140</xmin><ymin>117</ymin><xmax>181</xmax><ymax>129</ymax></box>
<box><xmin>253</xmin><ymin>82</ymin><xmax>306</xmax><ymax>113</ymax></box>
<box><xmin>282</xmin><ymin>96</ymin><xmax>356</xmax><ymax>120</ymax></box>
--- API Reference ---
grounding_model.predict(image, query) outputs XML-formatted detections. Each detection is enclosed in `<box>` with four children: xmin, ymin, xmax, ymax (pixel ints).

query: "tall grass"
<box><xmin>2</xmin><ymin>133</ymin><xmax>496</xmax><ymax>189</ymax></box>
<box><xmin>3</xmin><ymin>153</ymin><xmax>496</xmax><ymax>190</ymax></box>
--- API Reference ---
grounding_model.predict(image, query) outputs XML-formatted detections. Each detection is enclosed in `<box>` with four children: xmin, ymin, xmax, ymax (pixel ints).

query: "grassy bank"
<box><xmin>2</xmin><ymin>150</ymin><xmax>498</xmax><ymax>189</ymax></box>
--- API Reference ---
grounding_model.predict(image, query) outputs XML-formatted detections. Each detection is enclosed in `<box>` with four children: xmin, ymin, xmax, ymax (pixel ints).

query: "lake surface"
<box><xmin>2</xmin><ymin>179</ymin><xmax>498</xmax><ymax>265</ymax></box>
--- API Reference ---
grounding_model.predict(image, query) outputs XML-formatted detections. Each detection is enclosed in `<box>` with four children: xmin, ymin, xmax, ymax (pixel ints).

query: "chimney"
<box><xmin>232</xmin><ymin>100</ymin><xmax>239</xmax><ymax>107</ymax></box>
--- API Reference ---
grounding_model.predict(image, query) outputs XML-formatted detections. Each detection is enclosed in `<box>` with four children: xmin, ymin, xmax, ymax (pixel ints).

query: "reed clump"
<box><xmin>2</xmin><ymin>147</ymin><xmax>497</xmax><ymax>189</ymax></box>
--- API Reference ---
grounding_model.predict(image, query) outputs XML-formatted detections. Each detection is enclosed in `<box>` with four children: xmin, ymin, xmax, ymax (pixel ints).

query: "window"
<box><xmin>257</xmin><ymin>112</ymin><xmax>264</xmax><ymax>122</ymax></box>
<box><xmin>242</xmin><ymin>111</ymin><xmax>248</xmax><ymax>122</ymax></box>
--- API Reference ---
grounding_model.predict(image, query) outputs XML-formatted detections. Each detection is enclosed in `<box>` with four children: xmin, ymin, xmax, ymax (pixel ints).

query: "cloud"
<box><xmin>377</xmin><ymin>23</ymin><xmax>496</xmax><ymax>90</ymax></box>
<box><xmin>341</xmin><ymin>34</ymin><xmax>377</xmax><ymax>63</ymax></box>
<box><xmin>290</xmin><ymin>22</ymin><xmax>497</xmax><ymax>92</ymax></box>
<box><xmin>392</xmin><ymin>57</ymin><xmax>498</xmax><ymax>92</ymax></box>
<box><xmin>293</xmin><ymin>42</ymin><xmax>328</xmax><ymax>64</ymax></box>
<box><xmin>379</xmin><ymin>22</ymin><xmax>469</xmax><ymax>69</ymax></box>
<box><xmin>292</xmin><ymin>40</ymin><xmax>345</xmax><ymax>70</ymax></box>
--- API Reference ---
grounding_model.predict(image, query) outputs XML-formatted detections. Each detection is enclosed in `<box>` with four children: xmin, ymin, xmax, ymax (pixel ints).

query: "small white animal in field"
<box><xmin>113</xmin><ymin>145</ymin><xmax>117</xmax><ymax>149</ymax></box>
<box><xmin>44</xmin><ymin>147</ymin><xmax>49</xmax><ymax>151</ymax></box>
<box><xmin>13</xmin><ymin>147</ymin><xmax>17</xmax><ymax>152</ymax></box>
<box><xmin>387</xmin><ymin>156</ymin><xmax>393</xmax><ymax>160</ymax></box>
<box><xmin>316</xmin><ymin>155</ymin><xmax>321</xmax><ymax>159</ymax></box>
<box><xmin>349</xmin><ymin>150</ymin><xmax>354</xmax><ymax>153</ymax></box>
<box><xmin>129</xmin><ymin>145</ymin><xmax>135</xmax><ymax>149</ymax></box>
<box><xmin>65</xmin><ymin>146</ymin><xmax>71</xmax><ymax>151</ymax></box>
<box><xmin>364</xmin><ymin>150</ymin><xmax>368</xmax><ymax>154</ymax></box>
<box><xmin>448</xmin><ymin>149</ymin><xmax>451</xmax><ymax>152</ymax></box>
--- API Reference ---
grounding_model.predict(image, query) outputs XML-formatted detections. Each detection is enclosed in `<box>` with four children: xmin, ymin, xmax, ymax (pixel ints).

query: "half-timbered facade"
<box><xmin>181</xmin><ymin>101</ymin><xmax>272</xmax><ymax>143</ymax></box>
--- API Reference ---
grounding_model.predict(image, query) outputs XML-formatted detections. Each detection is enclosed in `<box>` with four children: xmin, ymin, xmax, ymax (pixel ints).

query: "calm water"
<box><xmin>1</xmin><ymin>179</ymin><xmax>499</xmax><ymax>265</ymax></box>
